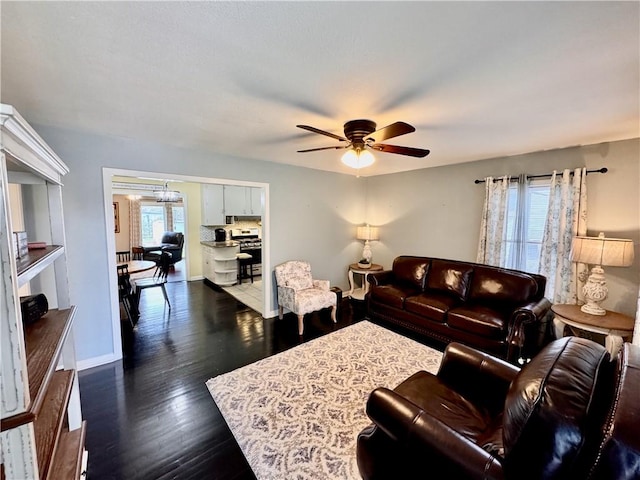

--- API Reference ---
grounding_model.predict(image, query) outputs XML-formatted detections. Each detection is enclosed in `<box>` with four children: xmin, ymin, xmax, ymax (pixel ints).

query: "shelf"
<box><xmin>1</xmin><ymin>307</ymin><xmax>76</xmax><ymax>430</ymax></box>
<box><xmin>49</xmin><ymin>421</ymin><xmax>87</xmax><ymax>480</ymax></box>
<box><xmin>34</xmin><ymin>369</ymin><xmax>75</xmax><ymax>480</ymax></box>
<box><xmin>16</xmin><ymin>245</ymin><xmax>64</xmax><ymax>287</ymax></box>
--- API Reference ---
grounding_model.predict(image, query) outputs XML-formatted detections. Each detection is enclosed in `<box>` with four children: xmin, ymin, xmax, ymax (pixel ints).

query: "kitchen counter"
<box><xmin>201</xmin><ymin>241</ymin><xmax>239</xmax><ymax>248</ymax></box>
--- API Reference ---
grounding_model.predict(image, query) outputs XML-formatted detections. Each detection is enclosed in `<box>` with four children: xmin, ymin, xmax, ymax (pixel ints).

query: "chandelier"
<box><xmin>154</xmin><ymin>182</ymin><xmax>181</xmax><ymax>203</ymax></box>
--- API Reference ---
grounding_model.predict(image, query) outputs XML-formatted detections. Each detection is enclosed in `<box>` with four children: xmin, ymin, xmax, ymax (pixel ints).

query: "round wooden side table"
<box><xmin>551</xmin><ymin>303</ymin><xmax>634</xmax><ymax>357</ymax></box>
<box><xmin>347</xmin><ymin>263</ymin><xmax>383</xmax><ymax>300</ymax></box>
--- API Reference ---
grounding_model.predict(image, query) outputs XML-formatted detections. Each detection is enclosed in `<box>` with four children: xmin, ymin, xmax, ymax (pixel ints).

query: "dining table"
<box><xmin>118</xmin><ymin>259</ymin><xmax>156</xmax><ymax>274</ymax></box>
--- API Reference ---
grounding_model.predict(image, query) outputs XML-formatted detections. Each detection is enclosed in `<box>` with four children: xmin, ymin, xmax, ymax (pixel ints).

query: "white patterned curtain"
<box><xmin>164</xmin><ymin>203</ymin><xmax>174</xmax><ymax>231</ymax></box>
<box><xmin>634</xmin><ymin>287</ymin><xmax>640</xmax><ymax>346</ymax></box>
<box><xmin>477</xmin><ymin>175</ymin><xmax>510</xmax><ymax>266</ymax></box>
<box><xmin>538</xmin><ymin>168</ymin><xmax>587</xmax><ymax>304</ymax></box>
<box><xmin>129</xmin><ymin>198</ymin><xmax>141</xmax><ymax>247</ymax></box>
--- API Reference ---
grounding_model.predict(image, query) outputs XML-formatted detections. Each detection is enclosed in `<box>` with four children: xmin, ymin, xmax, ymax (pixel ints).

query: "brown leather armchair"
<box><xmin>142</xmin><ymin>231</ymin><xmax>184</xmax><ymax>265</ymax></box>
<box><xmin>357</xmin><ymin>337</ymin><xmax>640</xmax><ymax>480</ymax></box>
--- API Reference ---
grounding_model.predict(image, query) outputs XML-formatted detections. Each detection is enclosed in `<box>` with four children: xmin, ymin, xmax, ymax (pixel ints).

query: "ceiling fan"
<box><xmin>296</xmin><ymin>119</ymin><xmax>430</xmax><ymax>169</ymax></box>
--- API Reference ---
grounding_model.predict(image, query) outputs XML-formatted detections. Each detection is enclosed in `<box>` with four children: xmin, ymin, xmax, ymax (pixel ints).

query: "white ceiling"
<box><xmin>1</xmin><ymin>2</ymin><xmax>638</xmax><ymax>177</ymax></box>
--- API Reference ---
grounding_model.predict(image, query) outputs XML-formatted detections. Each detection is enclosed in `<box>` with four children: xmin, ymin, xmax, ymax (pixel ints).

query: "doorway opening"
<box><xmin>103</xmin><ymin>167</ymin><xmax>271</xmax><ymax>362</ymax></box>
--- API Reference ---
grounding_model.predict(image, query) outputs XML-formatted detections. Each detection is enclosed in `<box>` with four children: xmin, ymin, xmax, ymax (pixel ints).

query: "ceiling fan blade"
<box><xmin>297</xmin><ymin>145</ymin><xmax>348</xmax><ymax>153</ymax></box>
<box><xmin>297</xmin><ymin>125</ymin><xmax>347</xmax><ymax>142</ymax></box>
<box><xmin>371</xmin><ymin>143</ymin><xmax>430</xmax><ymax>158</ymax></box>
<box><xmin>365</xmin><ymin>121</ymin><xmax>415</xmax><ymax>143</ymax></box>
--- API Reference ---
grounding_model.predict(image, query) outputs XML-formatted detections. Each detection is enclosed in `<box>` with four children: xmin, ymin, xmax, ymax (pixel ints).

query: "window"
<box><xmin>503</xmin><ymin>180</ymin><xmax>550</xmax><ymax>273</ymax></box>
<box><xmin>140</xmin><ymin>202</ymin><xmax>184</xmax><ymax>245</ymax></box>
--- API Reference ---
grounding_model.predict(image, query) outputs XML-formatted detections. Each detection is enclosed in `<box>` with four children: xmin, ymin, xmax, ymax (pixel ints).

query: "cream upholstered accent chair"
<box><xmin>275</xmin><ymin>260</ymin><xmax>337</xmax><ymax>335</ymax></box>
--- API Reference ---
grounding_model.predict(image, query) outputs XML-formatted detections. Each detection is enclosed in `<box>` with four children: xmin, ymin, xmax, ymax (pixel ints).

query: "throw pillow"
<box><xmin>286</xmin><ymin>274</ymin><xmax>313</xmax><ymax>291</ymax></box>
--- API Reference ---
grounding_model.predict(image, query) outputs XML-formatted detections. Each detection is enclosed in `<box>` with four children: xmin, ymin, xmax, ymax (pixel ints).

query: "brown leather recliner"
<box><xmin>357</xmin><ymin>337</ymin><xmax>640</xmax><ymax>480</ymax></box>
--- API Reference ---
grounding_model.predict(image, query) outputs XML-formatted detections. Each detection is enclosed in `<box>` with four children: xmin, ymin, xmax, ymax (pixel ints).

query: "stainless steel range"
<box><xmin>230</xmin><ymin>228</ymin><xmax>262</xmax><ymax>277</ymax></box>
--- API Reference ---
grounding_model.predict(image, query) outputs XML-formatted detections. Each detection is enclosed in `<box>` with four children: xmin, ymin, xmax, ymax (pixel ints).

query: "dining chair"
<box><xmin>134</xmin><ymin>251</ymin><xmax>172</xmax><ymax>310</ymax></box>
<box><xmin>117</xmin><ymin>250</ymin><xmax>131</xmax><ymax>262</ymax></box>
<box><xmin>117</xmin><ymin>264</ymin><xmax>136</xmax><ymax>327</ymax></box>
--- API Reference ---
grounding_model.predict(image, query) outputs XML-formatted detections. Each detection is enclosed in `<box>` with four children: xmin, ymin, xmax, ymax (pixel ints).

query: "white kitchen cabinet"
<box><xmin>249</xmin><ymin>187</ymin><xmax>262</xmax><ymax>215</ymax></box>
<box><xmin>224</xmin><ymin>185</ymin><xmax>262</xmax><ymax>216</ymax></box>
<box><xmin>202</xmin><ymin>242</ymin><xmax>240</xmax><ymax>286</ymax></box>
<box><xmin>223</xmin><ymin>185</ymin><xmax>247</xmax><ymax>215</ymax></box>
<box><xmin>201</xmin><ymin>184</ymin><xmax>225</xmax><ymax>225</ymax></box>
<box><xmin>1</xmin><ymin>104</ymin><xmax>87</xmax><ymax>479</ymax></box>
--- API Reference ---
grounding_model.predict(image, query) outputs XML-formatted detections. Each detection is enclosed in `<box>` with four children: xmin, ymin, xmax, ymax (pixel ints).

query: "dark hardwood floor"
<box><xmin>79</xmin><ymin>280</ymin><xmax>368</xmax><ymax>480</ymax></box>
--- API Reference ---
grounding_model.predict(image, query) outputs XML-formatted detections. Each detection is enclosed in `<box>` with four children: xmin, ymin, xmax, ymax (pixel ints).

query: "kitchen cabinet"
<box><xmin>201</xmin><ymin>184</ymin><xmax>224</xmax><ymax>225</ymax></box>
<box><xmin>202</xmin><ymin>242</ymin><xmax>239</xmax><ymax>286</ymax></box>
<box><xmin>249</xmin><ymin>187</ymin><xmax>262</xmax><ymax>215</ymax></box>
<box><xmin>1</xmin><ymin>104</ymin><xmax>87</xmax><ymax>479</ymax></box>
<box><xmin>223</xmin><ymin>185</ymin><xmax>262</xmax><ymax>216</ymax></box>
<box><xmin>223</xmin><ymin>185</ymin><xmax>247</xmax><ymax>215</ymax></box>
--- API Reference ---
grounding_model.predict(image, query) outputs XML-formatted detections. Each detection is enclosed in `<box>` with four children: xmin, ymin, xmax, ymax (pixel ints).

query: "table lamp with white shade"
<box><xmin>570</xmin><ymin>232</ymin><xmax>635</xmax><ymax>315</ymax></box>
<box><xmin>356</xmin><ymin>224</ymin><xmax>379</xmax><ymax>268</ymax></box>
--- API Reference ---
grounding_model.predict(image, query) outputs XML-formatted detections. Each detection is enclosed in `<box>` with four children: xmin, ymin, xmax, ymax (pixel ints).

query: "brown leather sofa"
<box><xmin>366</xmin><ymin>256</ymin><xmax>552</xmax><ymax>362</ymax></box>
<box><xmin>357</xmin><ymin>337</ymin><xmax>640</xmax><ymax>480</ymax></box>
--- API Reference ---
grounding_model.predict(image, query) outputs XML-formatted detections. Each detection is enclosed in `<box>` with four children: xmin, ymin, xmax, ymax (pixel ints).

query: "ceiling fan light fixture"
<box><xmin>341</xmin><ymin>148</ymin><xmax>375</xmax><ymax>169</ymax></box>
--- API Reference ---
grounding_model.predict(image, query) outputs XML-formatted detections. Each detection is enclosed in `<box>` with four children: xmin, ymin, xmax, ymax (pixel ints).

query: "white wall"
<box><xmin>35</xmin><ymin>124</ymin><xmax>367</xmax><ymax>364</ymax></box>
<box><xmin>30</xmin><ymin>122</ymin><xmax>640</xmax><ymax>365</ymax></box>
<box><xmin>366</xmin><ymin>137</ymin><xmax>640</xmax><ymax>317</ymax></box>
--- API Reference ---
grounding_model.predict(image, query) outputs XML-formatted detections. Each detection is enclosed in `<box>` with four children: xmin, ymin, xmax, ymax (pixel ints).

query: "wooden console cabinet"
<box><xmin>0</xmin><ymin>104</ymin><xmax>87</xmax><ymax>479</ymax></box>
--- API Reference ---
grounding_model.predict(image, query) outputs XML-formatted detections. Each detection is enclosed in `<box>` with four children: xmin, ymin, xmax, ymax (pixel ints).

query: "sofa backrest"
<box><xmin>503</xmin><ymin>337</ymin><xmax>613</xmax><ymax>480</ymax></box>
<box><xmin>468</xmin><ymin>264</ymin><xmax>541</xmax><ymax>306</ymax></box>
<box><xmin>426</xmin><ymin>259</ymin><xmax>474</xmax><ymax>301</ymax></box>
<box><xmin>392</xmin><ymin>256</ymin><xmax>430</xmax><ymax>290</ymax></box>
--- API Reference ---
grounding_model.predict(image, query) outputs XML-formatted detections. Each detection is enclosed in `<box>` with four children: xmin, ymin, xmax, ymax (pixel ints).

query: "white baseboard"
<box><xmin>189</xmin><ymin>275</ymin><xmax>204</xmax><ymax>281</ymax></box>
<box><xmin>77</xmin><ymin>352</ymin><xmax>120</xmax><ymax>371</ymax></box>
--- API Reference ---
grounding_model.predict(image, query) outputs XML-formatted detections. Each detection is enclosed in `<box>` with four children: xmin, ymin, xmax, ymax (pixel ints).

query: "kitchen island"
<box><xmin>201</xmin><ymin>241</ymin><xmax>240</xmax><ymax>286</ymax></box>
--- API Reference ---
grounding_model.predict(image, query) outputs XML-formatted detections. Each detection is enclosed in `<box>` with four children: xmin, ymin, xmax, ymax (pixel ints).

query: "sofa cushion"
<box><xmin>392</xmin><ymin>256</ymin><xmax>430</xmax><ymax>291</ymax></box>
<box><xmin>447</xmin><ymin>305</ymin><xmax>509</xmax><ymax>339</ymax></box>
<box><xmin>369</xmin><ymin>285</ymin><xmax>420</xmax><ymax>309</ymax></box>
<box><xmin>469</xmin><ymin>266</ymin><xmax>539</xmax><ymax>305</ymax></box>
<box><xmin>427</xmin><ymin>260</ymin><xmax>474</xmax><ymax>301</ymax></box>
<box><xmin>405</xmin><ymin>292</ymin><xmax>460</xmax><ymax>323</ymax></box>
<box><xmin>395</xmin><ymin>371</ymin><xmax>503</xmax><ymax>455</ymax></box>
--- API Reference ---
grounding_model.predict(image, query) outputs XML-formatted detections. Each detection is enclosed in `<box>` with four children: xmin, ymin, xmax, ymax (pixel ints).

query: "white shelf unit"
<box><xmin>202</xmin><ymin>243</ymin><xmax>239</xmax><ymax>286</ymax></box>
<box><xmin>0</xmin><ymin>104</ymin><xmax>87</xmax><ymax>480</ymax></box>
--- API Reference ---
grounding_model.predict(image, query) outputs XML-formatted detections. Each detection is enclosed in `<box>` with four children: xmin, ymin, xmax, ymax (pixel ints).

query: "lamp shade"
<box><xmin>570</xmin><ymin>233</ymin><xmax>634</xmax><ymax>267</ymax></box>
<box><xmin>356</xmin><ymin>225</ymin><xmax>379</xmax><ymax>241</ymax></box>
<box><xmin>341</xmin><ymin>149</ymin><xmax>375</xmax><ymax>169</ymax></box>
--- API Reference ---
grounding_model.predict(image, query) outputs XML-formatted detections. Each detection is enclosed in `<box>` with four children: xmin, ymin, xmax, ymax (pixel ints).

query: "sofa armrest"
<box><xmin>313</xmin><ymin>279</ymin><xmax>330</xmax><ymax>291</ymax></box>
<box><xmin>367</xmin><ymin>270</ymin><xmax>393</xmax><ymax>287</ymax></box>
<box><xmin>506</xmin><ymin>297</ymin><xmax>552</xmax><ymax>361</ymax></box>
<box><xmin>437</xmin><ymin>343</ymin><xmax>519</xmax><ymax>415</ymax></box>
<box><xmin>366</xmin><ymin>388</ymin><xmax>504</xmax><ymax>480</ymax></box>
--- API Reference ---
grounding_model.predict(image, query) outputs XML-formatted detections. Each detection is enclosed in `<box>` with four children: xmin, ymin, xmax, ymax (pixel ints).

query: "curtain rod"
<box><xmin>474</xmin><ymin>167</ymin><xmax>608</xmax><ymax>184</ymax></box>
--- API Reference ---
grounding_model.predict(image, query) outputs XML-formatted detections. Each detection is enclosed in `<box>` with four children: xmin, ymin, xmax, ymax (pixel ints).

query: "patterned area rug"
<box><xmin>206</xmin><ymin>320</ymin><xmax>443</xmax><ymax>479</ymax></box>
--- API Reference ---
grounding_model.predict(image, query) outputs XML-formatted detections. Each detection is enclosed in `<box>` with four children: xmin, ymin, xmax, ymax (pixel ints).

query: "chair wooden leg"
<box><xmin>330</xmin><ymin>305</ymin><xmax>337</xmax><ymax>323</ymax></box>
<box><xmin>161</xmin><ymin>284</ymin><xmax>171</xmax><ymax>309</ymax></box>
<box><xmin>297</xmin><ymin>314</ymin><xmax>304</xmax><ymax>336</ymax></box>
<box><xmin>121</xmin><ymin>297</ymin><xmax>135</xmax><ymax>329</ymax></box>
<box><xmin>279</xmin><ymin>305</ymin><xmax>283</xmax><ymax>319</ymax></box>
